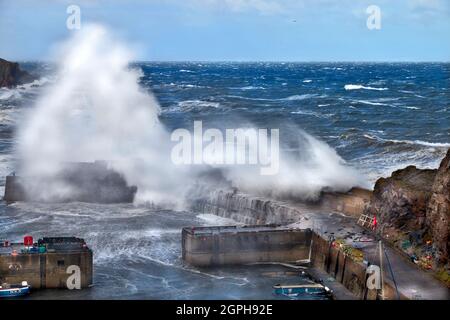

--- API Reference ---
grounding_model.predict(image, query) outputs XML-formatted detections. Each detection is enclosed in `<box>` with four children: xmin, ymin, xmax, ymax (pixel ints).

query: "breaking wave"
<box><xmin>344</xmin><ymin>84</ymin><xmax>388</xmax><ymax>91</ymax></box>
<box><xmin>363</xmin><ymin>134</ymin><xmax>450</xmax><ymax>148</ymax></box>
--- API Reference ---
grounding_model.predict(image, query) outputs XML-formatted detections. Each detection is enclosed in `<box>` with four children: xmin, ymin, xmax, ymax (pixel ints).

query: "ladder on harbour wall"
<box><xmin>357</xmin><ymin>213</ymin><xmax>375</xmax><ymax>229</ymax></box>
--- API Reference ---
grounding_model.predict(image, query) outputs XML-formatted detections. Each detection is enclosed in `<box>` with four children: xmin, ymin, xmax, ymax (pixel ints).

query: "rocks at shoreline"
<box><xmin>367</xmin><ymin>166</ymin><xmax>437</xmax><ymax>233</ymax></box>
<box><xmin>0</xmin><ymin>58</ymin><xmax>35</xmax><ymax>88</ymax></box>
<box><xmin>365</xmin><ymin>149</ymin><xmax>450</xmax><ymax>266</ymax></box>
<box><xmin>427</xmin><ymin>149</ymin><xmax>450</xmax><ymax>264</ymax></box>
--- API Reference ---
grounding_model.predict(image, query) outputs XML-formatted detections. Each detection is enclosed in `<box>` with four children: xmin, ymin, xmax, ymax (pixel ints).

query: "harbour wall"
<box><xmin>192</xmin><ymin>188</ymin><xmax>372</xmax><ymax>225</ymax></box>
<box><xmin>310</xmin><ymin>233</ymin><xmax>404</xmax><ymax>300</ymax></box>
<box><xmin>182</xmin><ymin>225</ymin><xmax>312</xmax><ymax>267</ymax></box>
<box><xmin>3</xmin><ymin>176</ymin><xmax>26</xmax><ymax>203</ymax></box>
<box><xmin>191</xmin><ymin>190</ymin><xmax>405</xmax><ymax>300</ymax></box>
<box><xmin>320</xmin><ymin>188</ymin><xmax>373</xmax><ymax>218</ymax></box>
<box><xmin>3</xmin><ymin>161</ymin><xmax>137</xmax><ymax>203</ymax></box>
<box><xmin>0</xmin><ymin>247</ymin><xmax>93</xmax><ymax>289</ymax></box>
<box><xmin>192</xmin><ymin>191</ymin><xmax>310</xmax><ymax>225</ymax></box>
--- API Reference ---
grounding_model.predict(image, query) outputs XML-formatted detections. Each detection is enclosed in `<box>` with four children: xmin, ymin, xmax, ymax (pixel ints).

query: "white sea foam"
<box><xmin>344</xmin><ymin>84</ymin><xmax>388</xmax><ymax>91</ymax></box>
<box><xmin>17</xmin><ymin>77</ymin><xmax>51</xmax><ymax>90</ymax></box>
<box><xmin>290</xmin><ymin>110</ymin><xmax>328</xmax><ymax>118</ymax></box>
<box><xmin>176</xmin><ymin>100</ymin><xmax>221</xmax><ymax>111</ymax></box>
<box><xmin>0</xmin><ymin>89</ymin><xmax>21</xmax><ymax>101</ymax></box>
<box><xmin>196</xmin><ymin>214</ymin><xmax>241</xmax><ymax>226</ymax></box>
<box><xmin>283</xmin><ymin>94</ymin><xmax>318</xmax><ymax>101</ymax></box>
<box><xmin>239</xmin><ymin>86</ymin><xmax>265</xmax><ymax>90</ymax></box>
<box><xmin>354</xmin><ymin>100</ymin><xmax>392</xmax><ymax>107</ymax></box>
<box><xmin>0</xmin><ymin>77</ymin><xmax>51</xmax><ymax>101</ymax></box>
<box><xmin>364</xmin><ymin>134</ymin><xmax>450</xmax><ymax>148</ymax></box>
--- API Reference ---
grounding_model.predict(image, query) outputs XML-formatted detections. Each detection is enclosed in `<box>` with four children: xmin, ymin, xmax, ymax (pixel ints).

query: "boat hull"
<box><xmin>273</xmin><ymin>284</ymin><xmax>331</xmax><ymax>296</ymax></box>
<box><xmin>0</xmin><ymin>286</ymin><xmax>31</xmax><ymax>298</ymax></box>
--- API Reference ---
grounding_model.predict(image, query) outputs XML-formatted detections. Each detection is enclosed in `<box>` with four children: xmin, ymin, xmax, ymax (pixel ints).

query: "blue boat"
<box><xmin>273</xmin><ymin>283</ymin><xmax>332</xmax><ymax>297</ymax></box>
<box><xmin>0</xmin><ymin>282</ymin><xmax>31</xmax><ymax>298</ymax></box>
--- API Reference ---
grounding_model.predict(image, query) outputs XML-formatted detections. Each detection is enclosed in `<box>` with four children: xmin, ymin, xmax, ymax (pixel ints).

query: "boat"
<box><xmin>0</xmin><ymin>281</ymin><xmax>31</xmax><ymax>298</ymax></box>
<box><xmin>273</xmin><ymin>283</ymin><xmax>332</xmax><ymax>297</ymax></box>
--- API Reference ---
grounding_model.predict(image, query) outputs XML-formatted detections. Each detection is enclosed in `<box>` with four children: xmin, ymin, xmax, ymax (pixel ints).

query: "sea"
<box><xmin>0</xmin><ymin>62</ymin><xmax>449</xmax><ymax>299</ymax></box>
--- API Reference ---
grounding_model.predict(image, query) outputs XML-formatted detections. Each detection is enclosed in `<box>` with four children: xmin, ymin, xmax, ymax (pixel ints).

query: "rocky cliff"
<box><xmin>366</xmin><ymin>166</ymin><xmax>437</xmax><ymax>234</ymax></box>
<box><xmin>427</xmin><ymin>149</ymin><xmax>450</xmax><ymax>264</ymax></box>
<box><xmin>0</xmin><ymin>58</ymin><xmax>34</xmax><ymax>88</ymax></box>
<box><xmin>365</xmin><ymin>149</ymin><xmax>450</xmax><ymax>267</ymax></box>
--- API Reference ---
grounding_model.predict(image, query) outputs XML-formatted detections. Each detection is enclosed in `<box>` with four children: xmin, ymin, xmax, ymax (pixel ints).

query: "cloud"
<box><xmin>408</xmin><ymin>0</ymin><xmax>446</xmax><ymax>10</ymax></box>
<box><xmin>224</xmin><ymin>0</ymin><xmax>285</xmax><ymax>14</ymax></box>
<box><xmin>407</xmin><ymin>0</ymin><xmax>450</xmax><ymax>20</ymax></box>
<box><xmin>189</xmin><ymin>0</ymin><xmax>286</xmax><ymax>15</ymax></box>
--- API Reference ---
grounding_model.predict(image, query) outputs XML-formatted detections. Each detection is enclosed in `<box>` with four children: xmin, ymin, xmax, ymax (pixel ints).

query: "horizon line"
<box><xmin>12</xmin><ymin>59</ymin><xmax>450</xmax><ymax>64</ymax></box>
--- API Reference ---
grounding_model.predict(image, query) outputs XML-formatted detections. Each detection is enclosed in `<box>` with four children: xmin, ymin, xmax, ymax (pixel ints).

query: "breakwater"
<box><xmin>182</xmin><ymin>225</ymin><xmax>312</xmax><ymax>267</ymax></box>
<box><xmin>192</xmin><ymin>188</ymin><xmax>371</xmax><ymax>225</ymax></box>
<box><xmin>192</xmin><ymin>190</ymin><xmax>312</xmax><ymax>225</ymax></box>
<box><xmin>191</xmin><ymin>190</ymin><xmax>407</xmax><ymax>300</ymax></box>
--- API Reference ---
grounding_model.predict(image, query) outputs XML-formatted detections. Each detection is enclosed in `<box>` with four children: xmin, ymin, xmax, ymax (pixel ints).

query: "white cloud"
<box><xmin>224</xmin><ymin>0</ymin><xmax>285</xmax><ymax>14</ymax></box>
<box><xmin>190</xmin><ymin>0</ymin><xmax>286</xmax><ymax>15</ymax></box>
<box><xmin>408</xmin><ymin>0</ymin><xmax>445</xmax><ymax>10</ymax></box>
<box><xmin>407</xmin><ymin>0</ymin><xmax>449</xmax><ymax>20</ymax></box>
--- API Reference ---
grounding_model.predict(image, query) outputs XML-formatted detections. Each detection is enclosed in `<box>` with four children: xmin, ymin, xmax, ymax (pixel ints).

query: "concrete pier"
<box><xmin>182</xmin><ymin>225</ymin><xmax>312</xmax><ymax>267</ymax></box>
<box><xmin>181</xmin><ymin>224</ymin><xmax>413</xmax><ymax>300</ymax></box>
<box><xmin>0</xmin><ymin>237</ymin><xmax>93</xmax><ymax>289</ymax></box>
<box><xmin>193</xmin><ymin>190</ymin><xmax>450</xmax><ymax>300</ymax></box>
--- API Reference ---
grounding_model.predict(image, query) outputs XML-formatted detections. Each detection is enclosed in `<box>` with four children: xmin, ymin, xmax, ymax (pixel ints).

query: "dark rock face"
<box><xmin>366</xmin><ymin>166</ymin><xmax>437</xmax><ymax>234</ymax></box>
<box><xmin>0</xmin><ymin>58</ymin><xmax>34</xmax><ymax>88</ymax></box>
<box><xmin>365</xmin><ymin>150</ymin><xmax>450</xmax><ymax>266</ymax></box>
<box><xmin>427</xmin><ymin>149</ymin><xmax>450</xmax><ymax>264</ymax></box>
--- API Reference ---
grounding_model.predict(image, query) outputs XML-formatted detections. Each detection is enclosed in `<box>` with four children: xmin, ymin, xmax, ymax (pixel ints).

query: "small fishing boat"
<box><xmin>0</xmin><ymin>281</ymin><xmax>31</xmax><ymax>298</ymax></box>
<box><xmin>273</xmin><ymin>283</ymin><xmax>332</xmax><ymax>297</ymax></box>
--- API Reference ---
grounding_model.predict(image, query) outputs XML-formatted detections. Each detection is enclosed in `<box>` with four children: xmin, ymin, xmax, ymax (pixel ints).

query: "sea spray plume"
<box><xmin>16</xmin><ymin>24</ymin><xmax>365</xmax><ymax>206</ymax></box>
<box><xmin>16</xmin><ymin>24</ymin><xmax>190</xmax><ymax>207</ymax></box>
<box><xmin>220</xmin><ymin>128</ymin><xmax>366</xmax><ymax>200</ymax></box>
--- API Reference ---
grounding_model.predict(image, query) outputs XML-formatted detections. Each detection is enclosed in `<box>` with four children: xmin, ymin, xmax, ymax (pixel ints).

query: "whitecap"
<box><xmin>364</xmin><ymin>134</ymin><xmax>450</xmax><ymax>148</ymax></box>
<box><xmin>344</xmin><ymin>84</ymin><xmax>388</xmax><ymax>91</ymax></box>
<box><xmin>17</xmin><ymin>77</ymin><xmax>50</xmax><ymax>90</ymax></box>
<box><xmin>224</xmin><ymin>94</ymin><xmax>319</xmax><ymax>102</ymax></box>
<box><xmin>0</xmin><ymin>89</ymin><xmax>21</xmax><ymax>101</ymax></box>
<box><xmin>239</xmin><ymin>86</ymin><xmax>265</xmax><ymax>90</ymax></box>
<box><xmin>163</xmin><ymin>100</ymin><xmax>222</xmax><ymax>113</ymax></box>
<box><xmin>196</xmin><ymin>214</ymin><xmax>241</xmax><ymax>226</ymax></box>
<box><xmin>354</xmin><ymin>100</ymin><xmax>391</xmax><ymax>107</ymax></box>
<box><xmin>283</xmin><ymin>94</ymin><xmax>318</xmax><ymax>101</ymax></box>
<box><xmin>0</xmin><ymin>77</ymin><xmax>51</xmax><ymax>101</ymax></box>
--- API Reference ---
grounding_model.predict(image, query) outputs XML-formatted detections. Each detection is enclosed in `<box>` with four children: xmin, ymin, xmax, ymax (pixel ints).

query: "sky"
<box><xmin>0</xmin><ymin>0</ymin><xmax>449</xmax><ymax>61</ymax></box>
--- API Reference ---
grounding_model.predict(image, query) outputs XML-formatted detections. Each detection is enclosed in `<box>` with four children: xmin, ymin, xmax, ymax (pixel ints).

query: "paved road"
<box><xmin>287</xmin><ymin>202</ymin><xmax>450</xmax><ymax>300</ymax></box>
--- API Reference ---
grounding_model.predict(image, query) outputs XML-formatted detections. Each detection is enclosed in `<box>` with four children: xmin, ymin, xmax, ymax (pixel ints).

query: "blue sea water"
<box><xmin>144</xmin><ymin>62</ymin><xmax>449</xmax><ymax>181</ymax></box>
<box><xmin>0</xmin><ymin>62</ymin><xmax>448</xmax><ymax>299</ymax></box>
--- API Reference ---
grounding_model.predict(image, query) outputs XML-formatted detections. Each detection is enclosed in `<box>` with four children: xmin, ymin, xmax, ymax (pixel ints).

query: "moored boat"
<box><xmin>0</xmin><ymin>281</ymin><xmax>31</xmax><ymax>298</ymax></box>
<box><xmin>273</xmin><ymin>283</ymin><xmax>332</xmax><ymax>297</ymax></box>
